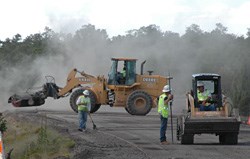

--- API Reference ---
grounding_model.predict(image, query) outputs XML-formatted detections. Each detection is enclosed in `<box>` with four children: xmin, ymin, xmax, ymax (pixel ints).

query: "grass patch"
<box><xmin>3</xmin><ymin>115</ymin><xmax>75</xmax><ymax>159</ymax></box>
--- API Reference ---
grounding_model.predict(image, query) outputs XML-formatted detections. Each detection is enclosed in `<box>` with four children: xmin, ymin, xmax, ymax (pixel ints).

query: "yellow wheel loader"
<box><xmin>8</xmin><ymin>58</ymin><xmax>170</xmax><ymax>115</ymax></box>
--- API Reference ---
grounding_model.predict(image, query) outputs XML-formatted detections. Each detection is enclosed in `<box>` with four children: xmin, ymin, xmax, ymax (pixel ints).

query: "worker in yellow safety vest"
<box><xmin>117</xmin><ymin>64</ymin><xmax>126</xmax><ymax>85</ymax></box>
<box><xmin>157</xmin><ymin>85</ymin><xmax>173</xmax><ymax>145</ymax></box>
<box><xmin>121</xmin><ymin>66</ymin><xmax>126</xmax><ymax>78</ymax></box>
<box><xmin>76</xmin><ymin>90</ymin><xmax>91</xmax><ymax>132</ymax></box>
<box><xmin>197</xmin><ymin>82</ymin><xmax>216</xmax><ymax>111</ymax></box>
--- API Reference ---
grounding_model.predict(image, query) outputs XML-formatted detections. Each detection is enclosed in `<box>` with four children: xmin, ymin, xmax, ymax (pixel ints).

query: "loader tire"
<box><xmin>219</xmin><ymin>134</ymin><xmax>226</xmax><ymax>144</ymax></box>
<box><xmin>220</xmin><ymin>133</ymin><xmax>238</xmax><ymax>145</ymax></box>
<box><xmin>126</xmin><ymin>90</ymin><xmax>152</xmax><ymax>115</ymax></box>
<box><xmin>91</xmin><ymin>104</ymin><xmax>101</xmax><ymax>113</ymax></box>
<box><xmin>181</xmin><ymin>134</ymin><xmax>194</xmax><ymax>145</ymax></box>
<box><xmin>69</xmin><ymin>89</ymin><xmax>100</xmax><ymax>113</ymax></box>
<box><xmin>176</xmin><ymin>117</ymin><xmax>183</xmax><ymax>141</ymax></box>
<box><xmin>124</xmin><ymin>107</ymin><xmax>129</xmax><ymax>113</ymax></box>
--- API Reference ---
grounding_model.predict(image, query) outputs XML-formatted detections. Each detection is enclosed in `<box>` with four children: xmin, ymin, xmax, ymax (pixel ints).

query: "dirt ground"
<box><xmin>3</xmin><ymin>109</ymin><xmax>149</xmax><ymax>159</ymax></box>
<box><xmin>2</xmin><ymin>106</ymin><xmax>250</xmax><ymax>159</ymax></box>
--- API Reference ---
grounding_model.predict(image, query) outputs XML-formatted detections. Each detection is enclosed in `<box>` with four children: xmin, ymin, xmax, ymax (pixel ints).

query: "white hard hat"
<box><xmin>162</xmin><ymin>85</ymin><xmax>171</xmax><ymax>92</ymax></box>
<box><xmin>197</xmin><ymin>82</ymin><xmax>204</xmax><ymax>87</ymax></box>
<box><xmin>83</xmin><ymin>90</ymin><xmax>90</xmax><ymax>96</ymax></box>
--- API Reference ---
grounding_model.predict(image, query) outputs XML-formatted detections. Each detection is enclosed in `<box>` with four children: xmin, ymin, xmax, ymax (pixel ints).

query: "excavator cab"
<box><xmin>108</xmin><ymin>58</ymin><xmax>137</xmax><ymax>85</ymax></box>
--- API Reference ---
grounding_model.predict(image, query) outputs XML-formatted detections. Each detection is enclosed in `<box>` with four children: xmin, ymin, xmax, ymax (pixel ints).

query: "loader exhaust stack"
<box><xmin>140</xmin><ymin>60</ymin><xmax>146</xmax><ymax>75</ymax></box>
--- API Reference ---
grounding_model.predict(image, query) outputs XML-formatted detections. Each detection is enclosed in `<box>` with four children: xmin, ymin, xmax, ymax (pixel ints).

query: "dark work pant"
<box><xmin>160</xmin><ymin>115</ymin><xmax>168</xmax><ymax>142</ymax></box>
<box><xmin>200</xmin><ymin>104</ymin><xmax>216</xmax><ymax>111</ymax></box>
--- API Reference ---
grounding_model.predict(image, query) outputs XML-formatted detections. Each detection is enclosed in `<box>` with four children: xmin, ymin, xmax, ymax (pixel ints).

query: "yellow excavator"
<box><xmin>8</xmin><ymin>58</ymin><xmax>170</xmax><ymax>115</ymax></box>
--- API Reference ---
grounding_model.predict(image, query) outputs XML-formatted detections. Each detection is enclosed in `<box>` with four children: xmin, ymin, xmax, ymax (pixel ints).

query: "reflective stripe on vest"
<box><xmin>198</xmin><ymin>90</ymin><xmax>210</xmax><ymax>106</ymax></box>
<box><xmin>158</xmin><ymin>94</ymin><xmax>169</xmax><ymax>118</ymax></box>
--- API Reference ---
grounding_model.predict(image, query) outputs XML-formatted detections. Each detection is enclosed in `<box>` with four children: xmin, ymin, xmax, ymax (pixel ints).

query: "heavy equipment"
<box><xmin>176</xmin><ymin>73</ymin><xmax>241</xmax><ymax>144</ymax></box>
<box><xmin>8</xmin><ymin>58</ymin><xmax>170</xmax><ymax>115</ymax></box>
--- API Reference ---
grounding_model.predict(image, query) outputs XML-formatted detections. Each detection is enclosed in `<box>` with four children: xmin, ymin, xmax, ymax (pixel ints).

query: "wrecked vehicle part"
<box><xmin>8</xmin><ymin>82</ymin><xmax>61</xmax><ymax>107</ymax></box>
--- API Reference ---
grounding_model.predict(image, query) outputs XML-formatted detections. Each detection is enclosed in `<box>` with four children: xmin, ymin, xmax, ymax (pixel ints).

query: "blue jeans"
<box><xmin>200</xmin><ymin>104</ymin><xmax>216</xmax><ymax>111</ymax></box>
<box><xmin>160</xmin><ymin>115</ymin><xmax>168</xmax><ymax>142</ymax></box>
<box><xmin>78</xmin><ymin>110</ymin><xmax>88</xmax><ymax>129</ymax></box>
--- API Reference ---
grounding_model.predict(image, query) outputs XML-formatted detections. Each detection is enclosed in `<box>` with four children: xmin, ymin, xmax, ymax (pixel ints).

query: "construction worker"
<box><xmin>117</xmin><ymin>65</ymin><xmax>126</xmax><ymax>84</ymax></box>
<box><xmin>157</xmin><ymin>85</ymin><xmax>173</xmax><ymax>145</ymax></box>
<box><xmin>121</xmin><ymin>66</ymin><xmax>126</xmax><ymax>79</ymax></box>
<box><xmin>197</xmin><ymin>82</ymin><xmax>216</xmax><ymax>111</ymax></box>
<box><xmin>76</xmin><ymin>90</ymin><xmax>91</xmax><ymax>132</ymax></box>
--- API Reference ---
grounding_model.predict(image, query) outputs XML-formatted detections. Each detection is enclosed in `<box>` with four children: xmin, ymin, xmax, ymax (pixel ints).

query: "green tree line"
<box><xmin>0</xmin><ymin>23</ymin><xmax>249</xmax><ymax>115</ymax></box>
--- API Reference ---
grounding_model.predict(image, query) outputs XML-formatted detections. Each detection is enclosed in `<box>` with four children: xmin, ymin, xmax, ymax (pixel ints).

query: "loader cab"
<box><xmin>108</xmin><ymin>58</ymin><xmax>137</xmax><ymax>85</ymax></box>
<box><xmin>192</xmin><ymin>73</ymin><xmax>222</xmax><ymax>109</ymax></box>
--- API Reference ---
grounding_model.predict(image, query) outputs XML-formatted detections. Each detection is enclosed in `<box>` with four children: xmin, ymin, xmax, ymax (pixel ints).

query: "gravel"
<box><xmin>3</xmin><ymin>110</ymin><xmax>149</xmax><ymax>159</ymax></box>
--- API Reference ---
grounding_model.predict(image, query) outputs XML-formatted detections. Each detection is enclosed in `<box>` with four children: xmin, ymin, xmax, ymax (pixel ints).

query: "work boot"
<box><xmin>160</xmin><ymin>141</ymin><xmax>169</xmax><ymax>145</ymax></box>
<box><xmin>78</xmin><ymin>128</ymin><xmax>83</xmax><ymax>132</ymax></box>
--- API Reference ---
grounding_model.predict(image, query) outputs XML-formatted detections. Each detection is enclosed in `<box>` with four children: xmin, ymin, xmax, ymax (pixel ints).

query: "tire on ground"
<box><xmin>126</xmin><ymin>90</ymin><xmax>152</xmax><ymax>115</ymax></box>
<box><xmin>219</xmin><ymin>134</ymin><xmax>226</xmax><ymax>144</ymax></box>
<box><xmin>176</xmin><ymin>116</ymin><xmax>183</xmax><ymax>141</ymax></box>
<box><xmin>69</xmin><ymin>89</ymin><xmax>101</xmax><ymax>113</ymax></box>
<box><xmin>221</xmin><ymin>133</ymin><xmax>238</xmax><ymax>145</ymax></box>
<box><xmin>181</xmin><ymin>134</ymin><xmax>194</xmax><ymax>144</ymax></box>
<box><xmin>124</xmin><ymin>107</ymin><xmax>129</xmax><ymax>114</ymax></box>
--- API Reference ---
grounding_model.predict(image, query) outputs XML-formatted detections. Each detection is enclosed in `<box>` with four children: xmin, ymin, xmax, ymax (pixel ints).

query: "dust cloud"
<box><xmin>1</xmin><ymin>23</ymin><xmax>248</xmax><ymax>114</ymax></box>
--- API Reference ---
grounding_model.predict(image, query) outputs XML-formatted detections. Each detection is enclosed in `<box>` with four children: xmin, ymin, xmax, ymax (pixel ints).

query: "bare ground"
<box><xmin>3</xmin><ymin>110</ymin><xmax>149</xmax><ymax>159</ymax></box>
<box><xmin>2</xmin><ymin>105</ymin><xmax>250</xmax><ymax>159</ymax></box>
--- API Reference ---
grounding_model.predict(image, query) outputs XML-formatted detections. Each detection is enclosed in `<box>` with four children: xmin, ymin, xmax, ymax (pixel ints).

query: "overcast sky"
<box><xmin>1</xmin><ymin>0</ymin><xmax>250</xmax><ymax>40</ymax></box>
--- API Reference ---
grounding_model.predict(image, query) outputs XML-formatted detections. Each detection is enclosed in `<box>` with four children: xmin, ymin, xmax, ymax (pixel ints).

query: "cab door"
<box><xmin>107</xmin><ymin>60</ymin><xmax>118</xmax><ymax>85</ymax></box>
<box><xmin>124</xmin><ymin>60</ymin><xmax>136</xmax><ymax>85</ymax></box>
